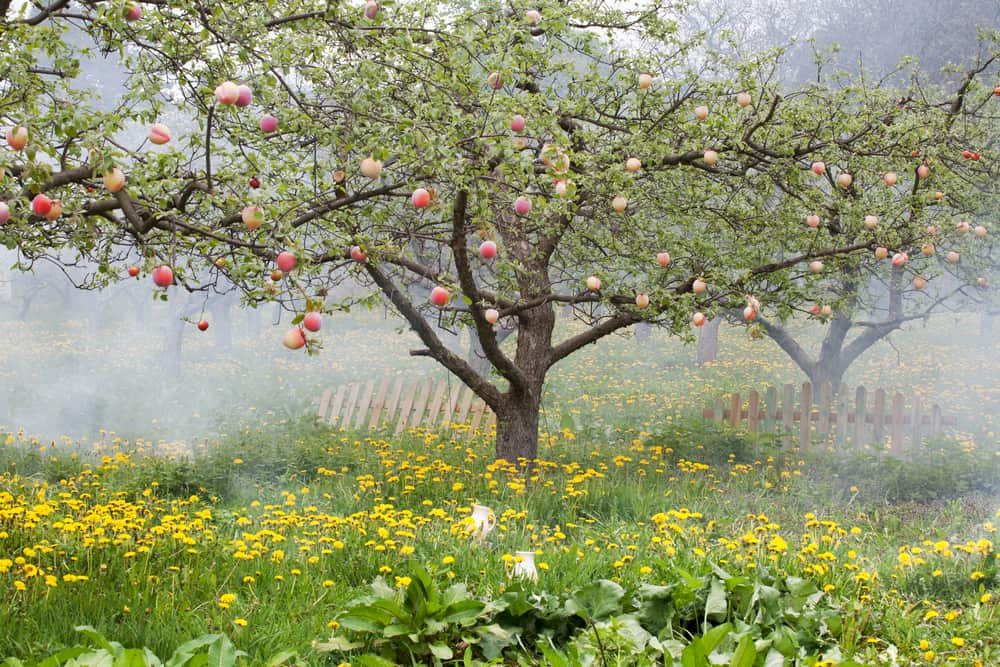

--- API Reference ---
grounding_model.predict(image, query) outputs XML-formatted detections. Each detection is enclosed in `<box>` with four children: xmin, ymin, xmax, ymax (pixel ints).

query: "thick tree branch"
<box><xmin>548</xmin><ymin>311</ymin><xmax>640</xmax><ymax>368</ymax></box>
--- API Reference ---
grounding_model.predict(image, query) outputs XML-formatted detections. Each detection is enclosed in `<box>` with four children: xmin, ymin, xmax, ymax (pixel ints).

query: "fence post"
<box><xmin>910</xmin><ymin>395</ymin><xmax>923</xmax><ymax>448</ymax></box>
<box><xmin>873</xmin><ymin>389</ymin><xmax>886</xmax><ymax>447</ymax></box>
<box><xmin>891</xmin><ymin>393</ymin><xmax>904</xmax><ymax>454</ymax></box>
<box><xmin>730</xmin><ymin>392</ymin><xmax>741</xmax><ymax>429</ymax></box>
<box><xmin>854</xmin><ymin>386</ymin><xmax>867</xmax><ymax>450</ymax></box>
<box><xmin>764</xmin><ymin>386</ymin><xmax>777</xmax><ymax>435</ymax></box>
<box><xmin>835</xmin><ymin>385</ymin><xmax>848</xmax><ymax>451</ymax></box>
<box><xmin>782</xmin><ymin>384</ymin><xmax>795</xmax><ymax>449</ymax></box>
<box><xmin>748</xmin><ymin>390</ymin><xmax>760</xmax><ymax>449</ymax></box>
<box><xmin>714</xmin><ymin>398</ymin><xmax>725</xmax><ymax>426</ymax></box>
<box><xmin>930</xmin><ymin>404</ymin><xmax>942</xmax><ymax>436</ymax></box>
<box><xmin>817</xmin><ymin>381</ymin><xmax>832</xmax><ymax>443</ymax></box>
<box><xmin>799</xmin><ymin>382</ymin><xmax>813</xmax><ymax>450</ymax></box>
<box><xmin>353</xmin><ymin>379</ymin><xmax>376</xmax><ymax>429</ymax></box>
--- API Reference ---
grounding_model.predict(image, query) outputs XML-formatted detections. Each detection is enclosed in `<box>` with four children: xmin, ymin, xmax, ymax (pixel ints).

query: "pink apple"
<box><xmin>836</xmin><ymin>173</ymin><xmax>852</xmax><ymax>188</ymax></box>
<box><xmin>917</xmin><ymin>164</ymin><xmax>930</xmax><ymax>179</ymax></box>
<box><xmin>821</xmin><ymin>305</ymin><xmax>833</xmax><ymax>317</ymax></box>
<box><xmin>811</xmin><ymin>161</ymin><xmax>825</xmax><ymax>175</ymax></box>
<box><xmin>635</xmin><ymin>293</ymin><xmax>650</xmax><ymax>309</ymax></box>
<box><xmin>612</xmin><ymin>196</ymin><xmax>627</xmax><ymax>213</ymax></box>
<box><xmin>303</xmin><ymin>312</ymin><xmax>322</xmax><ymax>332</ymax></box>
<box><xmin>926</xmin><ymin>224</ymin><xmax>938</xmax><ymax>236</ymax></box>
<box><xmin>946</xmin><ymin>251</ymin><xmax>960</xmax><ymax>264</ymax></box>
<box><xmin>152</xmin><ymin>265</ymin><xmax>173</xmax><ymax>287</ymax></box>
<box><xmin>282</xmin><ymin>328</ymin><xmax>306</xmax><ymax>350</ymax></box>
<box><xmin>487</xmin><ymin>71</ymin><xmax>503</xmax><ymax>89</ymax></box>
<box><xmin>694</xmin><ymin>105</ymin><xmax>709</xmax><ymax>120</ymax></box>
<box><xmin>364</xmin><ymin>0</ymin><xmax>380</xmax><ymax>19</ymax></box>
<box><xmin>554</xmin><ymin>180</ymin><xmax>570</xmax><ymax>197</ymax></box>
<box><xmin>913</xmin><ymin>276</ymin><xmax>926</xmax><ymax>289</ymax></box>
<box><xmin>128</xmin><ymin>266</ymin><xmax>140</xmax><ymax>277</ymax></box>
<box><xmin>692</xmin><ymin>278</ymin><xmax>707</xmax><ymax>294</ymax></box>
<box><xmin>360</xmin><ymin>156</ymin><xmax>382</xmax><ymax>179</ymax></box>
<box><xmin>809</xmin><ymin>260</ymin><xmax>824</xmax><ymax>273</ymax></box>
<box><xmin>276</xmin><ymin>251</ymin><xmax>296</xmax><ymax>272</ymax></box>
<box><xmin>736</xmin><ymin>92</ymin><xmax>752</xmax><ymax>107</ymax></box>
<box><xmin>430</xmin><ymin>286</ymin><xmax>449</xmax><ymax>307</ymax></box>
<box><xmin>214</xmin><ymin>81</ymin><xmax>240</xmax><ymax>105</ymax></box>
<box><xmin>242</xmin><ymin>205</ymin><xmax>264</xmax><ymax>230</ymax></box>
<box><xmin>31</xmin><ymin>194</ymin><xmax>51</xmax><ymax>216</ymax></box>
<box><xmin>883</xmin><ymin>172</ymin><xmax>898</xmax><ymax>186</ymax></box>
<box><xmin>810</xmin><ymin>305</ymin><xmax>821</xmax><ymax>316</ymax></box>
<box><xmin>6</xmin><ymin>126</ymin><xmax>27</xmax><ymax>151</ymax></box>
<box><xmin>412</xmin><ymin>188</ymin><xmax>431</xmax><ymax>208</ymax></box>
<box><xmin>479</xmin><ymin>240</ymin><xmax>497</xmax><ymax>259</ymax></box>
<box><xmin>45</xmin><ymin>199</ymin><xmax>63</xmax><ymax>221</ymax></box>
<box><xmin>626</xmin><ymin>157</ymin><xmax>642</xmax><ymax>172</ymax></box>
<box><xmin>148</xmin><ymin>123</ymin><xmax>171</xmax><ymax>145</ymax></box>
<box><xmin>638</xmin><ymin>73</ymin><xmax>653</xmax><ymax>90</ymax></box>
<box><xmin>350</xmin><ymin>246</ymin><xmax>367</xmax><ymax>262</ymax></box>
<box><xmin>864</xmin><ymin>215</ymin><xmax>878</xmax><ymax>229</ymax></box>
<box><xmin>0</xmin><ymin>202</ymin><xmax>9</xmax><ymax>225</ymax></box>
<box><xmin>235</xmin><ymin>84</ymin><xmax>253</xmax><ymax>107</ymax></box>
<box><xmin>484</xmin><ymin>308</ymin><xmax>500</xmax><ymax>324</ymax></box>
<box><xmin>974</xmin><ymin>225</ymin><xmax>987</xmax><ymax>238</ymax></box>
<box><xmin>806</xmin><ymin>214</ymin><xmax>820</xmax><ymax>228</ymax></box>
<box><xmin>743</xmin><ymin>306</ymin><xmax>756</xmax><ymax>321</ymax></box>
<box><xmin>124</xmin><ymin>4</ymin><xmax>141</xmax><ymax>21</ymax></box>
<box><xmin>260</xmin><ymin>114</ymin><xmax>278</xmax><ymax>133</ymax></box>
<box><xmin>921</xmin><ymin>243</ymin><xmax>934</xmax><ymax>256</ymax></box>
<box><xmin>703</xmin><ymin>150</ymin><xmax>718</xmax><ymax>166</ymax></box>
<box><xmin>103</xmin><ymin>167</ymin><xmax>126</xmax><ymax>193</ymax></box>
<box><xmin>891</xmin><ymin>252</ymin><xmax>908</xmax><ymax>267</ymax></box>
<box><xmin>510</xmin><ymin>114</ymin><xmax>526</xmax><ymax>132</ymax></box>
<box><xmin>513</xmin><ymin>195</ymin><xmax>532</xmax><ymax>215</ymax></box>
<box><xmin>656</xmin><ymin>252</ymin><xmax>670</xmax><ymax>267</ymax></box>
<box><xmin>692</xmin><ymin>312</ymin><xmax>706</xmax><ymax>327</ymax></box>
<box><xmin>524</xmin><ymin>9</ymin><xmax>541</xmax><ymax>24</ymax></box>
<box><xmin>875</xmin><ymin>247</ymin><xmax>888</xmax><ymax>260</ymax></box>
<box><xmin>956</xmin><ymin>220</ymin><xmax>969</xmax><ymax>234</ymax></box>
<box><xmin>586</xmin><ymin>276</ymin><xmax>601</xmax><ymax>291</ymax></box>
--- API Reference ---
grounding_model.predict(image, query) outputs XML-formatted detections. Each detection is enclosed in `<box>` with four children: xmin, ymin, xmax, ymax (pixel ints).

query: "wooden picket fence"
<box><xmin>317</xmin><ymin>376</ymin><xmax>495</xmax><ymax>439</ymax></box>
<box><xmin>702</xmin><ymin>381</ymin><xmax>957</xmax><ymax>452</ymax></box>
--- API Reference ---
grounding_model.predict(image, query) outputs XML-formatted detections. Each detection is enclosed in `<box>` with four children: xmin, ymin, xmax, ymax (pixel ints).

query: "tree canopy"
<box><xmin>2</xmin><ymin>0</ymin><xmax>998</xmax><ymax>460</ymax></box>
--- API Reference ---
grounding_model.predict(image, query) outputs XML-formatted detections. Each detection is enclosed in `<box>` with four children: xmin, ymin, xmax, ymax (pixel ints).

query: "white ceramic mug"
<box><xmin>513</xmin><ymin>550</ymin><xmax>538</xmax><ymax>582</ymax></box>
<box><xmin>471</xmin><ymin>504</ymin><xmax>496</xmax><ymax>539</ymax></box>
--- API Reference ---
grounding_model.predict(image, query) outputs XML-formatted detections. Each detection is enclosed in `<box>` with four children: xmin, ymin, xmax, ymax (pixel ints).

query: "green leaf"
<box><xmin>729</xmin><ymin>635</ymin><xmax>756</xmax><ymax>667</ymax></box>
<box><xmin>706</xmin><ymin>578</ymin><xmax>728</xmax><ymax>621</ymax></box>
<box><xmin>205</xmin><ymin>635</ymin><xmax>240</xmax><ymax>667</ymax></box>
<box><xmin>74</xmin><ymin>626</ymin><xmax>118</xmax><ymax>654</ymax></box>
<box><xmin>700</xmin><ymin>623</ymin><xmax>732</xmax><ymax>654</ymax></box>
<box><xmin>440</xmin><ymin>599</ymin><xmax>487</xmax><ymax>625</ymax></box>
<box><xmin>566</xmin><ymin>579</ymin><xmax>624</xmax><ymax>620</ymax></box>
<box><xmin>681</xmin><ymin>638</ymin><xmax>708</xmax><ymax>667</ymax></box>
<box><xmin>313</xmin><ymin>637</ymin><xmax>362</xmax><ymax>653</ymax></box>
<box><xmin>354</xmin><ymin>656</ymin><xmax>397</xmax><ymax>667</ymax></box>
<box><xmin>428</xmin><ymin>643</ymin><xmax>453</xmax><ymax>660</ymax></box>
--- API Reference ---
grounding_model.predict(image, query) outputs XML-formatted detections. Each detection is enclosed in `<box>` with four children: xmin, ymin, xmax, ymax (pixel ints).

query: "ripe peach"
<box><xmin>514</xmin><ymin>196</ymin><xmax>532</xmax><ymax>215</ymax></box>
<box><xmin>736</xmin><ymin>92</ymin><xmax>751</xmax><ymax>107</ymax></box>
<box><xmin>821</xmin><ymin>305</ymin><xmax>833</xmax><ymax>317</ymax></box>
<box><xmin>883</xmin><ymin>172</ymin><xmax>898</xmax><ymax>186</ymax></box>
<box><xmin>510</xmin><ymin>114</ymin><xmax>526</xmax><ymax>132</ymax></box>
<box><xmin>917</xmin><ymin>164</ymin><xmax>930</xmax><ymax>179</ymax></box>
<box><xmin>524</xmin><ymin>9</ymin><xmax>541</xmax><ymax>24</ymax></box>
<box><xmin>809</xmin><ymin>260</ymin><xmax>824</xmax><ymax>273</ymax></box>
<box><xmin>921</xmin><ymin>243</ymin><xmax>934</xmax><ymax>256</ymax></box>
<box><xmin>836</xmin><ymin>173</ymin><xmax>852</xmax><ymax>188</ymax></box>
<box><xmin>692</xmin><ymin>278</ymin><xmax>707</xmax><ymax>294</ymax></box>
<box><xmin>694</xmin><ymin>105</ymin><xmax>709</xmax><ymax>120</ymax></box>
<box><xmin>806</xmin><ymin>214</ymin><xmax>820</xmax><ymax>228</ymax></box>
<box><xmin>692</xmin><ymin>312</ymin><xmax>706</xmax><ymax>327</ymax></box>
<box><xmin>626</xmin><ymin>157</ymin><xmax>642</xmax><ymax>172</ymax></box>
<box><xmin>638</xmin><ymin>73</ymin><xmax>653</xmax><ymax>90</ymax></box>
<box><xmin>875</xmin><ymin>247</ymin><xmax>888</xmax><ymax>260</ymax></box>
<box><xmin>956</xmin><ymin>220</ymin><xmax>970</xmax><ymax>235</ymax></box>
<box><xmin>891</xmin><ymin>252</ymin><xmax>908</xmax><ymax>267</ymax></box>
<box><xmin>913</xmin><ymin>276</ymin><xmax>926</xmax><ymax>289</ymax></box>
<box><xmin>703</xmin><ymin>150</ymin><xmax>718</xmax><ymax>165</ymax></box>
<box><xmin>946</xmin><ymin>251</ymin><xmax>960</xmax><ymax>264</ymax></box>
<box><xmin>975</xmin><ymin>225</ymin><xmax>987</xmax><ymax>238</ymax></box>
<box><xmin>811</xmin><ymin>161</ymin><xmax>825</xmax><ymax>175</ymax></box>
<box><xmin>864</xmin><ymin>215</ymin><xmax>878</xmax><ymax>229</ymax></box>
<box><xmin>45</xmin><ymin>199</ymin><xmax>63</xmax><ymax>221</ymax></box>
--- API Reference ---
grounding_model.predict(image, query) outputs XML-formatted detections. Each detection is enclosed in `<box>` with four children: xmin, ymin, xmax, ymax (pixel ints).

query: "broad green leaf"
<box><xmin>566</xmin><ymin>579</ymin><xmax>625</xmax><ymax>620</ymax></box>
<box><xmin>729</xmin><ymin>635</ymin><xmax>756</xmax><ymax>667</ymax></box>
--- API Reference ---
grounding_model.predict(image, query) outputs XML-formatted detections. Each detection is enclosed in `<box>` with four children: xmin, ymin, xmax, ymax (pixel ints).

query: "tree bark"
<box><xmin>696</xmin><ymin>317</ymin><xmax>720</xmax><ymax>365</ymax></box>
<box><xmin>494</xmin><ymin>386</ymin><xmax>543</xmax><ymax>464</ymax></box>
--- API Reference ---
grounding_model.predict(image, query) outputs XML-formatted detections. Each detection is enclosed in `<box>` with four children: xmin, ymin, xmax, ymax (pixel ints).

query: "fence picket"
<box><xmin>891</xmin><ymin>393</ymin><xmax>904</xmax><ymax>454</ymax></box>
<box><xmin>873</xmin><ymin>389</ymin><xmax>886</xmax><ymax>445</ymax></box>
<box><xmin>394</xmin><ymin>381</ymin><xmax>418</xmax><ymax>435</ymax></box>
<box><xmin>764</xmin><ymin>386</ymin><xmax>777</xmax><ymax>434</ymax></box>
<box><xmin>328</xmin><ymin>386</ymin><xmax>347</xmax><ymax>426</ymax></box>
<box><xmin>424</xmin><ymin>380</ymin><xmax>448</xmax><ymax>428</ymax></box>
<box><xmin>368</xmin><ymin>377</ymin><xmax>391</xmax><ymax>429</ymax></box>
<box><xmin>341</xmin><ymin>383</ymin><xmax>362</xmax><ymax>429</ymax></box>
<box><xmin>353</xmin><ymin>380</ymin><xmax>376</xmax><ymax>430</ymax></box>
<box><xmin>854</xmin><ymin>386</ymin><xmax>867</xmax><ymax>450</ymax></box>
<box><xmin>730</xmin><ymin>392</ymin><xmax>741</xmax><ymax>429</ymax></box>
<box><xmin>835</xmin><ymin>385</ymin><xmax>848</xmax><ymax>451</ymax></box>
<box><xmin>817</xmin><ymin>382</ymin><xmax>832</xmax><ymax>438</ymax></box>
<box><xmin>781</xmin><ymin>384</ymin><xmax>795</xmax><ymax>449</ymax></box>
<box><xmin>318</xmin><ymin>389</ymin><xmax>332</xmax><ymax>421</ymax></box>
<box><xmin>799</xmin><ymin>382</ymin><xmax>812</xmax><ymax>449</ymax></box>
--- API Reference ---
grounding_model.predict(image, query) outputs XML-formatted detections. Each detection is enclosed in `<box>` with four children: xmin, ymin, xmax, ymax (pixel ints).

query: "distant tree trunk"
<box><xmin>162</xmin><ymin>293</ymin><xmax>200</xmax><ymax>377</ymax></box>
<box><xmin>209</xmin><ymin>297</ymin><xmax>234</xmax><ymax>352</ymax></box>
<box><xmin>696</xmin><ymin>317</ymin><xmax>720</xmax><ymax>365</ymax></box>
<box><xmin>634</xmin><ymin>320</ymin><xmax>652</xmax><ymax>345</ymax></box>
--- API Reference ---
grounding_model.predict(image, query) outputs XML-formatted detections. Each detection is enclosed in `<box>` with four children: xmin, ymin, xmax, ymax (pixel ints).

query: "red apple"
<box><xmin>656</xmin><ymin>252</ymin><xmax>670</xmax><ymax>267</ymax></box>
<box><xmin>479</xmin><ymin>240</ymin><xmax>497</xmax><ymax>259</ymax></box>
<box><xmin>148</xmin><ymin>123</ymin><xmax>171</xmax><ymax>145</ymax></box>
<box><xmin>626</xmin><ymin>157</ymin><xmax>642</xmax><ymax>172</ymax></box>
<box><xmin>611</xmin><ymin>196</ymin><xmax>627</xmax><ymax>213</ymax></box>
<box><xmin>242</xmin><ymin>205</ymin><xmax>264</xmax><ymax>230</ymax></box>
<box><xmin>963</xmin><ymin>150</ymin><xmax>973</xmax><ymax>159</ymax></box>
<box><xmin>31</xmin><ymin>194</ymin><xmax>52</xmax><ymax>216</ymax></box>
<box><xmin>412</xmin><ymin>188</ymin><xmax>431</xmax><ymax>208</ymax></box>
<box><xmin>484</xmin><ymin>308</ymin><xmax>500</xmax><ymax>324</ymax></box>
<box><xmin>0</xmin><ymin>202</ymin><xmax>8</xmax><ymax>225</ymax></box>
<box><xmin>249</xmin><ymin>177</ymin><xmax>260</xmax><ymax>189</ymax></box>
<box><xmin>692</xmin><ymin>278</ymin><xmax>707</xmax><ymax>294</ymax></box>
<box><xmin>692</xmin><ymin>312</ymin><xmax>706</xmax><ymax>327</ymax></box>
<box><xmin>638</xmin><ymin>73</ymin><xmax>653</xmax><ymax>90</ymax></box>
<box><xmin>806</xmin><ymin>214</ymin><xmax>820</xmax><ymax>228</ymax></box>
<box><xmin>128</xmin><ymin>266</ymin><xmax>140</xmax><ymax>277</ymax></box>
<box><xmin>260</xmin><ymin>114</ymin><xmax>278</xmax><ymax>133</ymax></box>
<box><xmin>703</xmin><ymin>150</ymin><xmax>718</xmax><ymax>166</ymax></box>
<box><xmin>811</xmin><ymin>161</ymin><xmax>826</xmax><ymax>175</ymax></box>
<box><xmin>303</xmin><ymin>312</ymin><xmax>322</xmax><ymax>332</ymax></box>
<box><xmin>554</xmin><ymin>180</ymin><xmax>570</xmax><ymax>197</ymax></box>
<box><xmin>743</xmin><ymin>306</ymin><xmax>756</xmax><ymax>321</ymax></box>
<box><xmin>214</xmin><ymin>81</ymin><xmax>240</xmax><ymax>105</ymax></box>
<box><xmin>510</xmin><ymin>114</ymin><xmax>526</xmax><ymax>132</ymax></box>
<box><xmin>883</xmin><ymin>172</ymin><xmax>898</xmax><ymax>186</ymax></box>
<box><xmin>197</xmin><ymin>320</ymin><xmax>209</xmax><ymax>331</ymax></box>
<box><xmin>364</xmin><ymin>0</ymin><xmax>380</xmax><ymax>19</ymax></box>
<box><xmin>586</xmin><ymin>275</ymin><xmax>601</xmax><ymax>291</ymax></box>
<box><xmin>282</xmin><ymin>328</ymin><xmax>306</xmax><ymax>350</ymax></box>
<box><xmin>972</xmin><ymin>152</ymin><xmax>981</xmax><ymax>161</ymax></box>
<box><xmin>276</xmin><ymin>251</ymin><xmax>296</xmax><ymax>272</ymax></box>
<box><xmin>360</xmin><ymin>156</ymin><xmax>382</xmax><ymax>179</ymax></box>
<box><xmin>103</xmin><ymin>167</ymin><xmax>126</xmax><ymax>193</ymax></box>
<box><xmin>736</xmin><ymin>92</ymin><xmax>751</xmax><ymax>107</ymax></box>
<box><xmin>123</xmin><ymin>4</ymin><xmax>141</xmax><ymax>21</ymax></box>
<box><xmin>430</xmin><ymin>285</ymin><xmax>449</xmax><ymax>306</ymax></box>
<box><xmin>635</xmin><ymin>293</ymin><xmax>650</xmax><ymax>309</ymax></box>
<box><xmin>152</xmin><ymin>265</ymin><xmax>173</xmax><ymax>287</ymax></box>
<box><xmin>235</xmin><ymin>84</ymin><xmax>253</xmax><ymax>107</ymax></box>
<box><xmin>891</xmin><ymin>252</ymin><xmax>908</xmax><ymax>267</ymax></box>
<box><xmin>810</xmin><ymin>304</ymin><xmax>821</xmax><ymax>316</ymax></box>
<box><xmin>513</xmin><ymin>195</ymin><xmax>532</xmax><ymax>215</ymax></box>
<box><xmin>350</xmin><ymin>245</ymin><xmax>367</xmax><ymax>263</ymax></box>
<box><xmin>836</xmin><ymin>173</ymin><xmax>852</xmax><ymax>188</ymax></box>
<box><xmin>487</xmin><ymin>71</ymin><xmax>503</xmax><ymax>89</ymax></box>
<box><xmin>917</xmin><ymin>164</ymin><xmax>930</xmax><ymax>179</ymax></box>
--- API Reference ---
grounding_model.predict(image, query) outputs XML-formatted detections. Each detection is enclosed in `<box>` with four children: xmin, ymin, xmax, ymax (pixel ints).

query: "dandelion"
<box><xmin>233</xmin><ymin>618</ymin><xmax>247</xmax><ymax>627</ymax></box>
<box><xmin>951</xmin><ymin>637</ymin><xmax>964</xmax><ymax>647</ymax></box>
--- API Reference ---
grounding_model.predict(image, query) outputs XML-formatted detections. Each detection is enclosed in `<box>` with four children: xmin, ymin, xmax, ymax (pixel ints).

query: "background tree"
<box><xmin>1</xmin><ymin>0</ymin><xmax>997</xmax><ymax>460</ymax></box>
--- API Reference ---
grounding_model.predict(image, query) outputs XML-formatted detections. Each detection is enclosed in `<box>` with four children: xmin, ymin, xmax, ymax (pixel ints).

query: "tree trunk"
<box><xmin>494</xmin><ymin>388</ymin><xmax>542</xmax><ymax>463</ymax></box>
<box><xmin>696</xmin><ymin>317</ymin><xmax>721</xmax><ymax>365</ymax></box>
